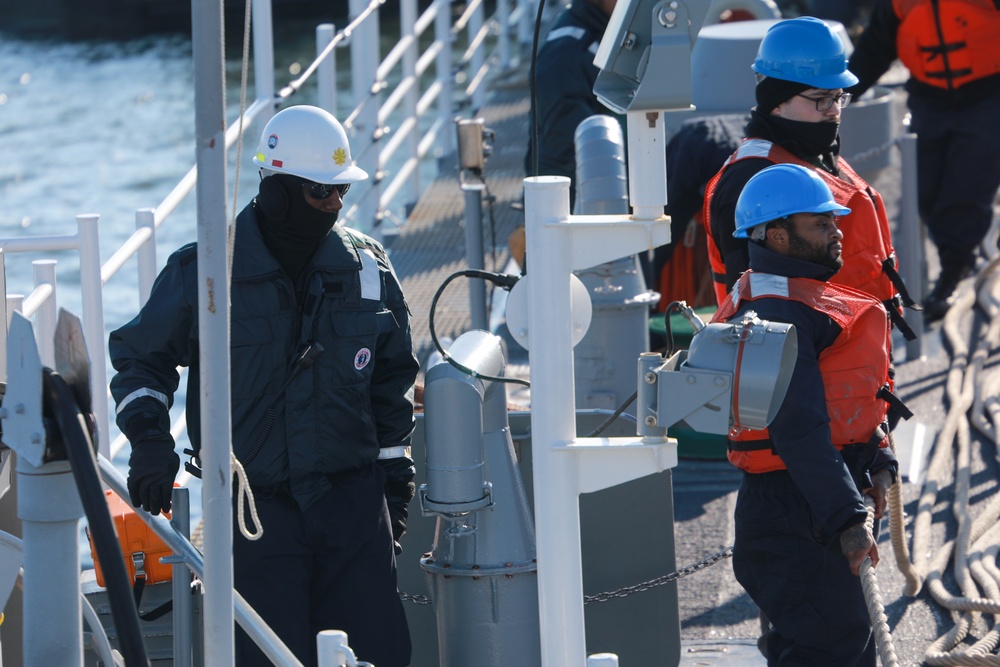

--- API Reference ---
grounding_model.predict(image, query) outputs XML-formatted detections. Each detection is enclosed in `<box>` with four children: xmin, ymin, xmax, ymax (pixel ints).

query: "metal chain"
<box><xmin>843</xmin><ymin>136</ymin><xmax>900</xmax><ymax>169</ymax></box>
<box><xmin>585</xmin><ymin>546</ymin><xmax>734</xmax><ymax>604</ymax></box>
<box><xmin>398</xmin><ymin>546</ymin><xmax>735</xmax><ymax>606</ymax></box>
<box><xmin>399</xmin><ymin>591</ymin><xmax>434</xmax><ymax>606</ymax></box>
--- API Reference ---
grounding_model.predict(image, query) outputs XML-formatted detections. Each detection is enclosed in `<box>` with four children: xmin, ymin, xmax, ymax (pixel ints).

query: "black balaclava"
<box><xmin>752</xmin><ymin>77</ymin><xmax>842</xmax><ymax>174</ymax></box>
<box><xmin>254</xmin><ymin>173</ymin><xmax>338</xmax><ymax>281</ymax></box>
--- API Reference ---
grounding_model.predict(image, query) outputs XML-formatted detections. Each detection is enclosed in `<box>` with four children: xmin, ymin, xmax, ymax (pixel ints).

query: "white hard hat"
<box><xmin>253</xmin><ymin>105</ymin><xmax>368</xmax><ymax>184</ymax></box>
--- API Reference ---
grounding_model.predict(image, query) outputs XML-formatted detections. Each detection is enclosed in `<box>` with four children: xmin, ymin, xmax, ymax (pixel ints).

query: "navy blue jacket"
<box><xmin>109</xmin><ymin>202</ymin><xmax>419</xmax><ymax>510</ymax></box>
<box><xmin>728</xmin><ymin>243</ymin><xmax>897</xmax><ymax>536</ymax></box>
<box><xmin>525</xmin><ymin>0</ymin><xmax>619</xmax><ymax>204</ymax></box>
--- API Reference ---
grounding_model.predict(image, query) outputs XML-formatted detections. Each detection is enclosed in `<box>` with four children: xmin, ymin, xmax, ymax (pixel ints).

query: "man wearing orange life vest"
<box><xmin>702</xmin><ymin>17</ymin><xmax>919</xmax><ymax>339</ymax></box>
<box><xmin>714</xmin><ymin>164</ymin><xmax>900</xmax><ymax>666</ymax></box>
<box><xmin>848</xmin><ymin>0</ymin><xmax>1000</xmax><ymax>319</ymax></box>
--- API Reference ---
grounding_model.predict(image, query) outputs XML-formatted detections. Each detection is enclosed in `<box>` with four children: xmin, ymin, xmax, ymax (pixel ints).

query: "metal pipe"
<box><xmin>19</xmin><ymin>460</ymin><xmax>83</xmax><ymax>667</ymax></box>
<box><xmin>434</xmin><ymin>0</ymin><xmax>455</xmax><ymax>157</ymax></box>
<box><xmin>316</xmin><ymin>24</ymin><xmax>338</xmax><ymax>117</ymax></box>
<box><xmin>523</xmin><ymin>175</ymin><xmax>586</xmax><ymax>667</ymax></box>
<box><xmin>76</xmin><ymin>214</ymin><xmax>111</xmax><ymax>458</ymax></box>
<box><xmin>626</xmin><ymin>111</ymin><xmax>669</xmax><ymax>222</ymax></box>
<box><xmin>463</xmin><ymin>185</ymin><xmax>489</xmax><ymax>331</ymax></box>
<box><xmin>252</xmin><ymin>0</ymin><xmax>276</xmax><ymax>122</ymax></box>
<box><xmin>401</xmin><ymin>0</ymin><xmax>421</xmax><ymax>210</ymax></box>
<box><xmin>898</xmin><ymin>132</ymin><xmax>924</xmax><ymax>361</ymax></box>
<box><xmin>135</xmin><ymin>208</ymin><xmax>158</xmax><ymax>306</ymax></box>
<box><xmin>171</xmin><ymin>487</ymin><xmax>193</xmax><ymax>667</ymax></box>
<box><xmin>192</xmin><ymin>0</ymin><xmax>235</xmax><ymax>662</ymax></box>
<box><xmin>350</xmin><ymin>0</ymin><xmax>383</xmax><ymax>237</ymax></box>
<box><xmin>31</xmin><ymin>260</ymin><xmax>58</xmax><ymax>369</ymax></box>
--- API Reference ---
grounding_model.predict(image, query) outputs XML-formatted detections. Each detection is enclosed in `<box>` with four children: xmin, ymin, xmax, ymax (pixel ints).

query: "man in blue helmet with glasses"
<box><xmin>703</xmin><ymin>16</ymin><xmax>919</xmax><ymax>341</ymax></box>
<box><xmin>711</xmin><ymin>163</ymin><xmax>902</xmax><ymax>666</ymax></box>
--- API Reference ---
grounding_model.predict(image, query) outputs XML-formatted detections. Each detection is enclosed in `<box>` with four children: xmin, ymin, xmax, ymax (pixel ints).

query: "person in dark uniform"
<box><xmin>848</xmin><ymin>0</ymin><xmax>1000</xmax><ymax>319</ymax></box>
<box><xmin>109</xmin><ymin>105</ymin><xmax>418</xmax><ymax>667</ymax></box>
<box><xmin>713</xmin><ymin>163</ymin><xmax>899</xmax><ymax>666</ymax></box>
<box><xmin>525</xmin><ymin>0</ymin><xmax>619</xmax><ymax>207</ymax></box>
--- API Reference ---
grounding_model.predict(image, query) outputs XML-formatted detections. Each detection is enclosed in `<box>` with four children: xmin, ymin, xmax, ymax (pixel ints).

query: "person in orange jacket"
<box><xmin>702</xmin><ymin>17</ymin><xmax>918</xmax><ymax>338</ymax></box>
<box><xmin>848</xmin><ymin>0</ymin><xmax>1000</xmax><ymax>319</ymax></box>
<box><xmin>715</xmin><ymin>163</ymin><xmax>900</xmax><ymax>666</ymax></box>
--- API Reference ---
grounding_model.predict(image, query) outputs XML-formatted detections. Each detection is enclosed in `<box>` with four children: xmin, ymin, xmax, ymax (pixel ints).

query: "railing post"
<box><xmin>469</xmin><ymin>0</ymin><xmax>486</xmax><ymax>111</ymax></box>
<box><xmin>317</xmin><ymin>24</ymin><xmax>338</xmax><ymax>116</ymax></box>
<box><xmin>497</xmin><ymin>0</ymin><xmax>512</xmax><ymax>70</ymax></box>
<box><xmin>76</xmin><ymin>213</ymin><xmax>111</xmax><ymax>459</ymax></box>
<box><xmin>435</xmin><ymin>0</ymin><xmax>455</xmax><ymax>157</ymax></box>
<box><xmin>401</xmin><ymin>0</ymin><xmax>421</xmax><ymax>211</ymax></box>
<box><xmin>252</xmin><ymin>0</ymin><xmax>276</xmax><ymax>125</ymax></box>
<box><xmin>350</xmin><ymin>0</ymin><xmax>383</xmax><ymax>237</ymax></box>
<box><xmin>6</xmin><ymin>295</ymin><xmax>24</xmax><ymax>325</ymax></box>
<box><xmin>135</xmin><ymin>208</ymin><xmax>158</xmax><ymax>308</ymax></box>
<box><xmin>518</xmin><ymin>0</ymin><xmax>535</xmax><ymax>54</ymax></box>
<box><xmin>31</xmin><ymin>260</ymin><xmax>58</xmax><ymax>369</ymax></box>
<box><xmin>898</xmin><ymin>131</ymin><xmax>924</xmax><ymax>361</ymax></box>
<box><xmin>0</xmin><ymin>250</ymin><xmax>7</xmax><ymax>381</ymax></box>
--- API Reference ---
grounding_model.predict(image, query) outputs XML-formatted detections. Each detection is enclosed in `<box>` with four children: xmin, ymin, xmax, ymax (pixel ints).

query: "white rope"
<box><xmin>894</xmin><ymin>261</ymin><xmax>1000</xmax><ymax>665</ymax></box>
<box><xmin>862</xmin><ymin>496</ymin><xmax>899</xmax><ymax>667</ymax></box>
<box><xmin>231</xmin><ymin>453</ymin><xmax>263</xmax><ymax>541</ymax></box>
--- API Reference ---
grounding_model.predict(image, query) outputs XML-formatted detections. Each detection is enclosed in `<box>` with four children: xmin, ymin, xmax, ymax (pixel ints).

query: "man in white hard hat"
<box><xmin>109</xmin><ymin>105</ymin><xmax>417</xmax><ymax>667</ymax></box>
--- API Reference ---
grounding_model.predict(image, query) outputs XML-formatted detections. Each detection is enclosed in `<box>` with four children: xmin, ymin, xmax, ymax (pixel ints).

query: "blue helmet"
<box><xmin>752</xmin><ymin>17</ymin><xmax>859</xmax><ymax>90</ymax></box>
<box><xmin>734</xmin><ymin>164</ymin><xmax>851</xmax><ymax>239</ymax></box>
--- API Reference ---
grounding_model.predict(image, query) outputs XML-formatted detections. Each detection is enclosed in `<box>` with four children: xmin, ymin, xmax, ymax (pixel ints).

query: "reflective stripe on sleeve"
<box><xmin>378</xmin><ymin>446</ymin><xmax>412</xmax><ymax>460</ymax></box>
<box><xmin>116</xmin><ymin>387</ymin><xmax>170</xmax><ymax>415</ymax></box>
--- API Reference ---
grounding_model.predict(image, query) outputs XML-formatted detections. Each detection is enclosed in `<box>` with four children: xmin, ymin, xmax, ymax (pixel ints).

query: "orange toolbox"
<box><xmin>88</xmin><ymin>489</ymin><xmax>173</xmax><ymax>588</ymax></box>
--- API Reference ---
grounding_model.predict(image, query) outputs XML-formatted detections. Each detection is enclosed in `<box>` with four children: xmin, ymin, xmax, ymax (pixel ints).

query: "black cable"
<box><xmin>662</xmin><ymin>301</ymin><xmax>686</xmax><ymax>358</ymax></box>
<box><xmin>42</xmin><ymin>369</ymin><xmax>151</xmax><ymax>667</ymax></box>
<box><xmin>585</xmin><ymin>391</ymin><xmax>638</xmax><ymax>438</ymax></box>
<box><xmin>429</xmin><ymin>269</ymin><xmax>529</xmax><ymax>386</ymax></box>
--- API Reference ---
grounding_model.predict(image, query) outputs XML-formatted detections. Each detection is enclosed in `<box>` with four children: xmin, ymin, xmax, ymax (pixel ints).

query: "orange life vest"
<box><xmin>702</xmin><ymin>139</ymin><xmax>899</xmax><ymax>307</ymax></box>
<box><xmin>893</xmin><ymin>0</ymin><xmax>1000</xmax><ymax>91</ymax></box>
<box><xmin>711</xmin><ymin>271</ymin><xmax>892</xmax><ymax>474</ymax></box>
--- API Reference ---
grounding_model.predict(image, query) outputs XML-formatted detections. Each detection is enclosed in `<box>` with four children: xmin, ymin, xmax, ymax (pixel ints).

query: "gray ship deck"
<box><xmin>388</xmin><ymin>58</ymin><xmax>997</xmax><ymax>666</ymax></box>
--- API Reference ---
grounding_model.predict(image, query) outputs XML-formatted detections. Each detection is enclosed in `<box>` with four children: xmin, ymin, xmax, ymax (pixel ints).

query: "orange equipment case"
<box><xmin>88</xmin><ymin>489</ymin><xmax>173</xmax><ymax>588</ymax></box>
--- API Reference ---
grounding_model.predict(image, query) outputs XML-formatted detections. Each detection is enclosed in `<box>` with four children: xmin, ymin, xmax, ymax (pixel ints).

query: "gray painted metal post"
<box><xmin>462</xmin><ymin>186</ymin><xmax>489</xmax><ymax>331</ymax></box>
<box><xmin>898</xmin><ymin>132</ymin><xmax>924</xmax><ymax>361</ymax></box>
<box><xmin>420</xmin><ymin>331</ymin><xmax>540</xmax><ymax>666</ymax></box>
<box><xmin>192</xmin><ymin>0</ymin><xmax>235</xmax><ymax>661</ymax></box>
<box><xmin>170</xmin><ymin>487</ymin><xmax>193</xmax><ymax>667</ymax></box>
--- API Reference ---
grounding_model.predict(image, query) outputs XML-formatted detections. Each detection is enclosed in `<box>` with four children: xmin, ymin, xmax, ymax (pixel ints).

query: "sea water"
<box><xmin>0</xmin><ymin>19</ymin><xmax>419</xmax><ymax>558</ymax></box>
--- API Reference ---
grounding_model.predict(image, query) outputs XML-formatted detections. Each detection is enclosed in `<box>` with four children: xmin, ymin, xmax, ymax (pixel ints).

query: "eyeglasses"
<box><xmin>795</xmin><ymin>92</ymin><xmax>852</xmax><ymax>112</ymax></box>
<box><xmin>304</xmin><ymin>181</ymin><xmax>351</xmax><ymax>200</ymax></box>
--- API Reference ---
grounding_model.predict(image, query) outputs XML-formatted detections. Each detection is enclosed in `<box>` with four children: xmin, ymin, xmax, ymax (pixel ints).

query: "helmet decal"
<box><xmin>354</xmin><ymin>348</ymin><xmax>371</xmax><ymax>370</ymax></box>
<box><xmin>334</xmin><ymin>148</ymin><xmax>347</xmax><ymax>166</ymax></box>
<box><xmin>270</xmin><ymin>159</ymin><xmax>283</xmax><ymax>168</ymax></box>
<box><xmin>267</xmin><ymin>134</ymin><xmax>278</xmax><ymax>149</ymax></box>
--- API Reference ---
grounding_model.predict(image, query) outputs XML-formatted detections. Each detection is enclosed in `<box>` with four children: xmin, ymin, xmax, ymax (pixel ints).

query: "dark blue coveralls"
<box><xmin>110</xmin><ymin>201</ymin><xmax>419</xmax><ymax>667</ymax></box>
<box><xmin>723</xmin><ymin>243</ymin><xmax>898</xmax><ymax>667</ymax></box>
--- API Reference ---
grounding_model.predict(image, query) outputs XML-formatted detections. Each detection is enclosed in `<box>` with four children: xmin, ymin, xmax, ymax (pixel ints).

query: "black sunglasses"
<box><xmin>304</xmin><ymin>181</ymin><xmax>351</xmax><ymax>200</ymax></box>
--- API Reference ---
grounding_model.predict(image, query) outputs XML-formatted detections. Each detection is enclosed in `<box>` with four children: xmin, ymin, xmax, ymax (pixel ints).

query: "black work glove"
<box><xmin>385</xmin><ymin>478</ymin><xmax>415</xmax><ymax>555</ymax></box>
<box><xmin>388</xmin><ymin>502</ymin><xmax>408</xmax><ymax>556</ymax></box>
<box><xmin>127</xmin><ymin>434</ymin><xmax>179</xmax><ymax>515</ymax></box>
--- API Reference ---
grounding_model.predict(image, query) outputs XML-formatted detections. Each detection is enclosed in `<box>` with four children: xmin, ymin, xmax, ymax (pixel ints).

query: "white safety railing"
<box><xmin>0</xmin><ymin>0</ymin><xmax>535</xmax><ymax>463</ymax></box>
<box><xmin>0</xmin><ymin>0</ymin><xmax>534</xmax><ymax>664</ymax></box>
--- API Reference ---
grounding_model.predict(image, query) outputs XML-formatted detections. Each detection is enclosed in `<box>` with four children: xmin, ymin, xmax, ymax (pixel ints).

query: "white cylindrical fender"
<box><xmin>702</xmin><ymin>0</ymin><xmax>781</xmax><ymax>25</ymax></box>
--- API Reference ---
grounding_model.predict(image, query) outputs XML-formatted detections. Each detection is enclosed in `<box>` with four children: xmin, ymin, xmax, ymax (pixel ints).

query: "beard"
<box><xmin>787</xmin><ymin>227</ymin><xmax>843</xmax><ymax>271</ymax></box>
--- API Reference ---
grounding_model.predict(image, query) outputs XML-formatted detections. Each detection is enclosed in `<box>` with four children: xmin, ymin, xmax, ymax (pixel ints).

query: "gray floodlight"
<box><xmin>652</xmin><ymin>310</ymin><xmax>797</xmax><ymax>435</ymax></box>
<box><xmin>593</xmin><ymin>0</ymin><xmax>713</xmax><ymax>113</ymax></box>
